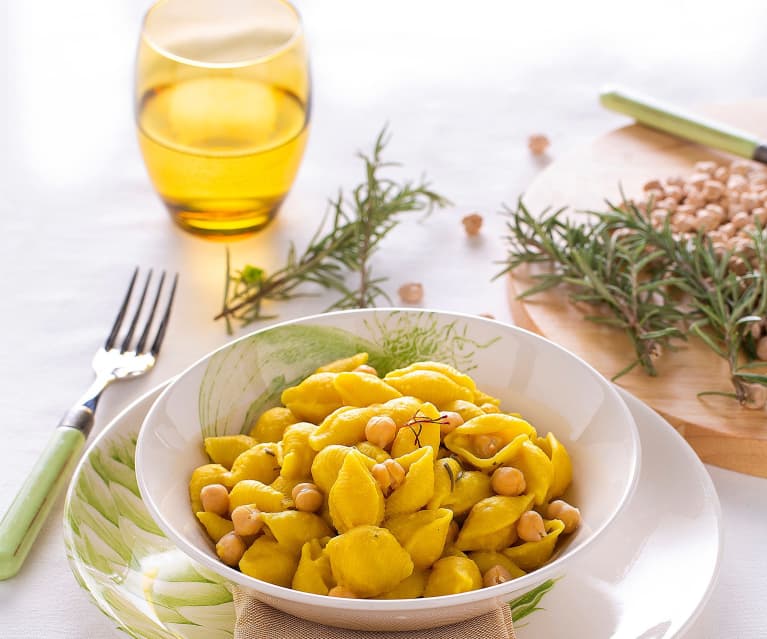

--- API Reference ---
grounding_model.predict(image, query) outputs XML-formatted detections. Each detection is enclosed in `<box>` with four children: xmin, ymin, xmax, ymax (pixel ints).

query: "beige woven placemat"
<box><xmin>232</xmin><ymin>587</ymin><xmax>516</xmax><ymax>639</ymax></box>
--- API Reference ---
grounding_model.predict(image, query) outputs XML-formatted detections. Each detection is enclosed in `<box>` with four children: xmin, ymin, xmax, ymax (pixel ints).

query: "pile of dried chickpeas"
<box><xmin>190</xmin><ymin>355</ymin><xmax>580</xmax><ymax>599</ymax></box>
<box><xmin>636</xmin><ymin>159</ymin><xmax>767</xmax><ymax>260</ymax></box>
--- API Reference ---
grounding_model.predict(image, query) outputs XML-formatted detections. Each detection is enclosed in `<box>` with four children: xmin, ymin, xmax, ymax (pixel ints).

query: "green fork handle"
<box><xmin>0</xmin><ymin>407</ymin><xmax>92</xmax><ymax>580</ymax></box>
<box><xmin>600</xmin><ymin>86</ymin><xmax>767</xmax><ymax>164</ymax></box>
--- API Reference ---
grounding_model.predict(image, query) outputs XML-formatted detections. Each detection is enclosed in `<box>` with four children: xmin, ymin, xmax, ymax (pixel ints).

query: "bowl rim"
<box><xmin>136</xmin><ymin>307</ymin><xmax>641</xmax><ymax>611</ymax></box>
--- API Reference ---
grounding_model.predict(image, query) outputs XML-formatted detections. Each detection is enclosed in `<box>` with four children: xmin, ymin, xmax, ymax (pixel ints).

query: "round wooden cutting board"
<box><xmin>508</xmin><ymin>99</ymin><xmax>767</xmax><ymax>477</ymax></box>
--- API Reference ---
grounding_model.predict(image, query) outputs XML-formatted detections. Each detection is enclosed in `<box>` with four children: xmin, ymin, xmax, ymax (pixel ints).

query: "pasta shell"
<box><xmin>329</xmin><ymin>451</ymin><xmax>385</xmax><ymax>532</ymax></box>
<box><xmin>440</xmin><ymin>470</ymin><xmax>493</xmax><ymax>517</ymax></box>
<box><xmin>423</xmin><ymin>556</ymin><xmax>482</xmax><ymax>597</ymax></box>
<box><xmin>261</xmin><ymin>511</ymin><xmax>333</xmax><ymax>553</ymax></box>
<box><xmin>325</xmin><ymin>525</ymin><xmax>413</xmax><ymax>597</ymax></box>
<box><xmin>385</xmin><ymin>508</ymin><xmax>453</xmax><ymax>569</ymax></box>
<box><xmin>315</xmin><ymin>352</ymin><xmax>369</xmax><ymax>373</ymax></box>
<box><xmin>467</xmin><ymin>551</ymin><xmax>526</xmax><ymax>579</ymax></box>
<box><xmin>375</xmin><ymin>568</ymin><xmax>428</xmax><ymax>599</ymax></box>
<box><xmin>379</xmin><ymin>396</ymin><xmax>424</xmax><ymax>426</ymax></box>
<box><xmin>536</xmin><ymin>432</ymin><xmax>573</xmax><ymax>500</ymax></box>
<box><xmin>229</xmin><ymin>443</ymin><xmax>280</xmax><ymax>485</ymax></box>
<box><xmin>309</xmin><ymin>405</ymin><xmax>378</xmax><ymax>450</ymax></box>
<box><xmin>390</xmin><ymin>413</ymin><xmax>441</xmax><ymax>458</ymax></box>
<box><xmin>279</xmin><ymin>422</ymin><xmax>318</xmax><ymax>480</ymax></box>
<box><xmin>249</xmin><ymin>407</ymin><xmax>298</xmax><ymax>443</ymax></box>
<box><xmin>455</xmin><ymin>494</ymin><xmax>534</xmax><ymax>551</ymax></box>
<box><xmin>292</xmin><ymin>538</ymin><xmax>334</xmax><ymax>595</ymax></box>
<box><xmin>281</xmin><ymin>372</ymin><xmax>344</xmax><ymax>423</ymax></box>
<box><xmin>203</xmin><ymin>435</ymin><xmax>256</xmax><ymax>469</ymax></box>
<box><xmin>311</xmin><ymin>446</ymin><xmax>375</xmax><ymax>494</ymax></box>
<box><xmin>385</xmin><ymin>447</ymin><xmax>435</xmax><ymax>516</ymax></box>
<box><xmin>195</xmin><ymin>511</ymin><xmax>234</xmax><ymax>543</ymax></box>
<box><xmin>427</xmin><ymin>457</ymin><xmax>462</xmax><ymax>510</ymax></box>
<box><xmin>228</xmin><ymin>479</ymin><xmax>292</xmax><ymax>513</ymax></box>
<box><xmin>443</xmin><ymin>413</ymin><xmax>535</xmax><ymax>469</ymax></box>
<box><xmin>334</xmin><ymin>371</ymin><xmax>402</xmax><ymax>406</ymax></box>
<box><xmin>239</xmin><ymin>536</ymin><xmax>299</xmax><ymax>587</ymax></box>
<box><xmin>383</xmin><ymin>370</ymin><xmax>474</xmax><ymax>407</ymax></box>
<box><xmin>189</xmin><ymin>464</ymin><xmax>230</xmax><ymax>513</ymax></box>
<box><xmin>507</xmin><ymin>439</ymin><xmax>555</xmax><ymax>506</ymax></box>
<box><xmin>385</xmin><ymin>361</ymin><xmax>477</xmax><ymax>393</ymax></box>
<box><xmin>503</xmin><ymin>518</ymin><xmax>566</xmax><ymax>571</ymax></box>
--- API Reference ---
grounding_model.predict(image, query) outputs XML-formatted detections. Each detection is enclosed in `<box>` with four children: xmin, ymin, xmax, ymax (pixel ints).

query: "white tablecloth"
<box><xmin>1</xmin><ymin>1</ymin><xmax>766</xmax><ymax>636</ymax></box>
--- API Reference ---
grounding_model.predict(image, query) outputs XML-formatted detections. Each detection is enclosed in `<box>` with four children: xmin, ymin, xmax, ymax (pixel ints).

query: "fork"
<box><xmin>0</xmin><ymin>268</ymin><xmax>178</xmax><ymax>579</ymax></box>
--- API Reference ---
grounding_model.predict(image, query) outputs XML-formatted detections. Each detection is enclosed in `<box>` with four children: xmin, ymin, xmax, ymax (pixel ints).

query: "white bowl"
<box><xmin>136</xmin><ymin>309</ymin><xmax>640</xmax><ymax>631</ymax></box>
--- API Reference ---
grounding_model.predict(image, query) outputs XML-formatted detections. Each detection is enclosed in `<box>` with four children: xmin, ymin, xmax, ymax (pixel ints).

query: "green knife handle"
<box><xmin>0</xmin><ymin>408</ymin><xmax>91</xmax><ymax>580</ymax></box>
<box><xmin>600</xmin><ymin>86</ymin><xmax>763</xmax><ymax>160</ymax></box>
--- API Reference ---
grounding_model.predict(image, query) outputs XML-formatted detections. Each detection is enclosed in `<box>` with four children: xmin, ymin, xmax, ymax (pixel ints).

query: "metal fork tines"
<box><xmin>79</xmin><ymin>267</ymin><xmax>178</xmax><ymax>418</ymax></box>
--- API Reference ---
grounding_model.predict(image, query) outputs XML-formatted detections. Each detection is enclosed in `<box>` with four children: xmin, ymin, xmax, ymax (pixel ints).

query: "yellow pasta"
<box><xmin>325</xmin><ymin>525</ymin><xmax>414</xmax><ymax>597</ymax></box>
<box><xmin>292</xmin><ymin>538</ymin><xmax>334</xmax><ymax>595</ymax></box>
<box><xmin>190</xmin><ymin>354</ymin><xmax>580</xmax><ymax>599</ymax></box>
<box><xmin>328</xmin><ymin>451</ymin><xmax>385</xmax><ymax>532</ymax></box>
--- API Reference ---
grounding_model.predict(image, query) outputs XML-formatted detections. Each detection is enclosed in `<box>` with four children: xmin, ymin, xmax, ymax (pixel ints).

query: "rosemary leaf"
<box><xmin>215</xmin><ymin>128</ymin><xmax>450</xmax><ymax>331</ymax></box>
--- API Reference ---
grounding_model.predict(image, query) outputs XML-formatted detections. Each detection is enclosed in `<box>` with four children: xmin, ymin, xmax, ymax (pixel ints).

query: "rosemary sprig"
<box><xmin>497</xmin><ymin>198</ymin><xmax>767</xmax><ymax>404</ymax></box>
<box><xmin>495</xmin><ymin>199</ymin><xmax>688</xmax><ymax>379</ymax></box>
<box><xmin>675</xmin><ymin>230</ymin><xmax>767</xmax><ymax>403</ymax></box>
<box><xmin>215</xmin><ymin>128</ymin><xmax>449</xmax><ymax>332</ymax></box>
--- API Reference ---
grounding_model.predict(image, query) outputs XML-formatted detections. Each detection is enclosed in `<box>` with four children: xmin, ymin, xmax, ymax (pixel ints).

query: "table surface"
<box><xmin>2</xmin><ymin>1</ymin><xmax>766</xmax><ymax>637</ymax></box>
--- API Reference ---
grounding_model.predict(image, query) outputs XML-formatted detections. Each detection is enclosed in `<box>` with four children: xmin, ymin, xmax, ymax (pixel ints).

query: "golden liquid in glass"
<box><xmin>137</xmin><ymin>77</ymin><xmax>309</xmax><ymax>238</ymax></box>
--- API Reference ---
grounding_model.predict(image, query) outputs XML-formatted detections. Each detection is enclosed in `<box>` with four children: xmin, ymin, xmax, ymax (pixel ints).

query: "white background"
<box><xmin>1</xmin><ymin>0</ymin><xmax>766</xmax><ymax>636</ymax></box>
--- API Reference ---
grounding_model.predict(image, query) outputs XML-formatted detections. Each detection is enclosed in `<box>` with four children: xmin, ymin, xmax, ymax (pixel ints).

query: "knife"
<box><xmin>600</xmin><ymin>86</ymin><xmax>767</xmax><ymax>165</ymax></box>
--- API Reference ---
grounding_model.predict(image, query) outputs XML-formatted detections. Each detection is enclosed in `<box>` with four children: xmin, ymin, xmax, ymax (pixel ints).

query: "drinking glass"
<box><xmin>136</xmin><ymin>0</ymin><xmax>310</xmax><ymax>238</ymax></box>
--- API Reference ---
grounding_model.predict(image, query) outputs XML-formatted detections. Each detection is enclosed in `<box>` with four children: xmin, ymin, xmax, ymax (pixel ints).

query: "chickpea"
<box><xmin>527</xmin><ymin>134</ymin><xmax>550</xmax><ymax>156</ymax></box>
<box><xmin>517</xmin><ymin>510</ymin><xmax>546</xmax><ymax>542</ymax></box>
<box><xmin>752</xmin><ymin>207</ymin><xmax>767</xmax><ymax>225</ymax></box>
<box><xmin>200</xmin><ymin>484</ymin><xmax>229</xmax><ymax>517</ymax></box>
<box><xmin>731</xmin><ymin>211</ymin><xmax>751</xmax><ymax>230</ymax></box>
<box><xmin>231</xmin><ymin>505</ymin><xmax>263</xmax><ymax>536</ymax></box>
<box><xmin>491</xmin><ymin>466</ymin><xmax>526</xmax><ymax>496</ymax></box>
<box><xmin>292</xmin><ymin>482</ymin><xmax>323</xmax><ymax>512</ymax></box>
<box><xmin>354</xmin><ymin>364</ymin><xmax>378</xmax><ymax>376</ymax></box>
<box><xmin>719</xmin><ymin>222</ymin><xmax>735</xmax><ymax>238</ymax></box>
<box><xmin>741</xmin><ymin>193</ymin><xmax>761</xmax><ymax>211</ymax></box>
<box><xmin>371</xmin><ymin>462</ymin><xmax>392</xmax><ymax>493</ymax></box>
<box><xmin>701</xmin><ymin>180</ymin><xmax>724</xmax><ymax>201</ymax></box>
<box><xmin>728</xmin><ymin>256</ymin><xmax>748</xmax><ymax>276</ymax></box>
<box><xmin>462</xmin><ymin>213</ymin><xmax>484</xmax><ymax>236</ymax></box>
<box><xmin>328</xmin><ymin>585</ymin><xmax>358</xmax><ymax>598</ymax></box>
<box><xmin>688</xmin><ymin>173</ymin><xmax>708</xmax><ymax>189</ymax></box>
<box><xmin>694</xmin><ymin>161</ymin><xmax>718</xmax><ymax>175</ymax></box>
<box><xmin>365</xmin><ymin>415</ymin><xmax>397</xmax><ymax>449</ymax></box>
<box><xmin>665</xmin><ymin>185</ymin><xmax>683</xmax><ymax>202</ymax></box>
<box><xmin>547</xmin><ymin>500</ymin><xmax>581</xmax><ymax>534</ymax></box>
<box><xmin>216</xmin><ymin>532</ymin><xmax>246</xmax><ymax>566</ymax></box>
<box><xmin>728</xmin><ymin>174</ymin><xmax>748</xmax><ymax>192</ymax></box>
<box><xmin>483</xmin><ymin>564</ymin><xmax>514</xmax><ymax>588</ymax></box>
<box><xmin>643</xmin><ymin>179</ymin><xmax>662</xmax><ymax>192</ymax></box>
<box><xmin>439</xmin><ymin>411</ymin><xmax>464</xmax><ymax>435</ymax></box>
<box><xmin>657</xmin><ymin>197</ymin><xmax>677</xmax><ymax>212</ymax></box>
<box><xmin>383</xmin><ymin>458</ymin><xmax>406</xmax><ymax>490</ymax></box>
<box><xmin>473</xmin><ymin>434</ymin><xmax>502</xmax><ymax>458</ymax></box>
<box><xmin>398</xmin><ymin>282</ymin><xmax>424</xmax><ymax>304</ymax></box>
